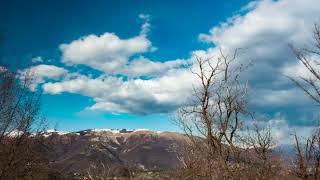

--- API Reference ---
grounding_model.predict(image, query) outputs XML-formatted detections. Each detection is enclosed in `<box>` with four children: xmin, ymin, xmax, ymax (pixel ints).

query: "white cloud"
<box><xmin>198</xmin><ymin>0</ymin><xmax>320</xmax><ymax>66</ymax></box>
<box><xmin>30</xmin><ymin>0</ymin><xmax>320</xmax><ymax>118</ymax></box>
<box><xmin>253</xmin><ymin>114</ymin><xmax>292</xmax><ymax>144</ymax></box>
<box><xmin>197</xmin><ymin>0</ymin><xmax>320</xmax><ymax>108</ymax></box>
<box><xmin>60</xmin><ymin>32</ymin><xmax>152</xmax><ymax>73</ymax></box>
<box><xmin>30</xmin><ymin>64</ymin><xmax>67</xmax><ymax>79</ymax></box>
<box><xmin>122</xmin><ymin>56</ymin><xmax>190</xmax><ymax>77</ymax></box>
<box><xmin>138</xmin><ymin>14</ymin><xmax>150</xmax><ymax>21</ymax></box>
<box><xmin>246</xmin><ymin>113</ymin><xmax>317</xmax><ymax>145</ymax></box>
<box><xmin>20</xmin><ymin>64</ymin><xmax>68</xmax><ymax>90</ymax></box>
<box><xmin>31</xmin><ymin>56</ymin><xmax>43</xmax><ymax>63</ymax></box>
<box><xmin>139</xmin><ymin>14</ymin><xmax>151</xmax><ymax>35</ymax></box>
<box><xmin>267</xmin><ymin>116</ymin><xmax>318</xmax><ymax>144</ymax></box>
<box><xmin>59</xmin><ymin>14</ymin><xmax>158</xmax><ymax>77</ymax></box>
<box><xmin>282</xmin><ymin>55</ymin><xmax>320</xmax><ymax>79</ymax></box>
<box><xmin>59</xmin><ymin>30</ymin><xmax>187</xmax><ymax>78</ymax></box>
<box><xmin>199</xmin><ymin>0</ymin><xmax>317</xmax><ymax>47</ymax></box>
<box><xmin>43</xmin><ymin>69</ymin><xmax>196</xmax><ymax>114</ymax></box>
<box><xmin>252</xmin><ymin>88</ymin><xmax>308</xmax><ymax>107</ymax></box>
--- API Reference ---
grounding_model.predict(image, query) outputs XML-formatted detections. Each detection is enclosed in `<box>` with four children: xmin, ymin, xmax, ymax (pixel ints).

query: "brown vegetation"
<box><xmin>0</xmin><ymin>66</ymin><xmax>49</xmax><ymax>179</ymax></box>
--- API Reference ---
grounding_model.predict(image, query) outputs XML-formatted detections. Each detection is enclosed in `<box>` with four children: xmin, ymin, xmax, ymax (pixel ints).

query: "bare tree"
<box><xmin>289</xmin><ymin>24</ymin><xmax>320</xmax><ymax>105</ymax></box>
<box><xmin>243</xmin><ymin>123</ymin><xmax>283</xmax><ymax>179</ymax></box>
<box><xmin>174</xmin><ymin>48</ymin><xmax>253</xmax><ymax>179</ymax></box>
<box><xmin>0</xmin><ymin>65</ymin><xmax>48</xmax><ymax>179</ymax></box>
<box><xmin>293</xmin><ymin>130</ymin><xmax>320</xmax><ymax>179</ymax></box>
<box><xmin>289</xmin><ymin>24</ymin><xmax>320</xmax><ymax>180</ymax></box>
<box><xmin>173</xmin><ymin>49</ymin><xmax>286</xmax><ymax>179</ymax></box>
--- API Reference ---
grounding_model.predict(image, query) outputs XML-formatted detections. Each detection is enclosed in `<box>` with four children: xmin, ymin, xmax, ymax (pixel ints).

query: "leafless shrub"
<box><xmin>241</xmin><ymin>123</ymin><xmax>283</xmax><ymax>179</ymax></box>
<box><xmin>87</xmin><ymin>160</ymin><xmax>164</xmax><ymax>180</ymax></box>
<box><xmin>87</xmin><ymin>161</ymin><xmax>113</xmax><ymax>180</ymax></box>
<box><xmin>293</xmin><ymin>129</ymin><xmax>320</xmax><ymax>179</ymax></box>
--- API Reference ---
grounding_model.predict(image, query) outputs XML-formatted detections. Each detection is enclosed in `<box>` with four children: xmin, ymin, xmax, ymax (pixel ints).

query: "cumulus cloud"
<box><xmin>252</xmin><ymin>88</ymin><xmax>308</xmax><ymax>107</ymax></box>
<box><xmin>20</xmin><ymin>65</ymin><xmax>68</xmax><ymax>90</ymax></box>
<box><xmin>59</xmin><ymin>29</ymin><xmax>190</xmax><ymax>78</ymax></box>
<box><xmin>60</xmin><ymin>32</ymin><xmax>152</xmax><ymax>73</ymax></box>
<box><xmin>58</xmin><ymin>14</ymin><xmax>166</xmax><ymax>77</ymax></box>
<box><xmin>29</xmin><ymin>0</ymin><xmax>320</xmax><ymax>121</ymax></box>
<box><xmin>199</xmin><ymin>0</ymin><xmax>317</xmax><ymax>47</ymax></box>
<box><xmin>43</xmin><ymin>69</ymin><xmax>196</xmax><ymax>114</ymax></box>
<box><xmin>244</xmin><ymin>113</ymin><xmax>318</xmax><ymax>145</ymax></box>
<box><xmin>198</xmin><ymin>0</ymin><xmax>320</xmax><ymax>109</ymax></box>
<box><xmin>122</xmin><ymin>56</ymin><xmax>190</xmax><ymax>77</ymax></box>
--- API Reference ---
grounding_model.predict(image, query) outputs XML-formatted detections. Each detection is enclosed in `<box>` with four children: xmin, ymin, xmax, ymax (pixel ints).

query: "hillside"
<box><xmin>41</xmin><ymin>129</ymin><xmax>188</xmax><ymax>178</ymax></box>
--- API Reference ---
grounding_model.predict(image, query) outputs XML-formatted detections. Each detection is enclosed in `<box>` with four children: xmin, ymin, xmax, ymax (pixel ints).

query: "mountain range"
<box><xmin>41</xmin><ymin>128</ymin><xmax>188</xmax><ymax>178</ymax></box>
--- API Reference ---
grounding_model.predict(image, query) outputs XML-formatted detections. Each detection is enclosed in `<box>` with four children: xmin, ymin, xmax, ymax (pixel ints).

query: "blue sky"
<box><xmin>1</xmin><ymin>0</ymin><xmax>320</xmax><ymax>143</ymax></box>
